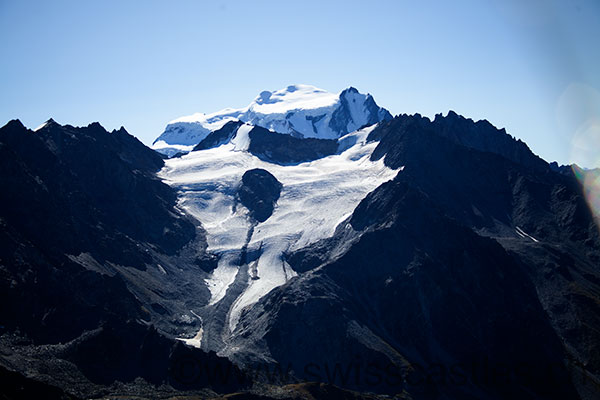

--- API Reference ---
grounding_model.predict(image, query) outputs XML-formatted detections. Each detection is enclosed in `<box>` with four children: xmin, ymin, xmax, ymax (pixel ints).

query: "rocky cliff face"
<box><xmin>0</xmin><ymin>119</ymin><xmax>198</xmax><ymax>342</ymax></box>
<box><xmin>193</xmin><ymin>121</ymin><xmax>340</xmax><ymax>164</ymax></box>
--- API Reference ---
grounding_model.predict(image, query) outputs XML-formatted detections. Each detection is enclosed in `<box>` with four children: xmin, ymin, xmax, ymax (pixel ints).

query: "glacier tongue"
<box><xmin>152</xmin><ymin>84</ymin><xmax>391</xmax><ymax>155</ymax></box>
<box><xmin>158</xmin><ymin>124</ymin><xmax>400</xmax><ymax>336</ymax></box>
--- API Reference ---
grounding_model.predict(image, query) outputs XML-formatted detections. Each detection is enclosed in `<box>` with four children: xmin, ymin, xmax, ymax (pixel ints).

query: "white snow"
<box><xmin>337</xmin><ymin>124</ymin><xmax>377</xmax><ymax>153</ymax></box>
<box><xmin>177</xmin><ymin>315</ymin><xmax>204</xmax><ymax>348</ymax></box>
<box><xmin>515</xmin><ymin>226</ymin><xmax>540</xmax><ymax>243</ymax></box>
<box><xmin>177</xmin><ymin>337</ymin><xmax>202</xmax><ymax>348</ymax></box>
<box><xmin>230</xmin><ymin>124</ymin><xmax>253</xmax><ymax>151</ymax></box>
<box><xmin>171</xmin><ymin>109</ymin><xmax>241</xmax><ymax>126</ymax></box>
<box><xmin>249</xmin><ymin>84</ymin><xmax>338</xmax><ymax>115</ymax></box>
<box><xmin>34</xmin><ymin>121</ymin><xmax>50</xmax><ymax>132</ymax></box>
<box><xmin>342</xmin><ymin>90</ymin><xmax>372</xmax><ymax>133</ymax></box>
<box><xmin>159</xmin><ymin>124</ymin><xmax>399</xmax><ymax>332</ymax></box>
<box><xmin>153</xmin><ymin>84</ymin><xmax>389</xmax><ymax>155</ymax></box>
<box><xmin>205</xmin><ymin>254</ymin><xmax>240</xmax><ymax>305</ymax></box>
<box><xmin>152</xmin><ymin>140</ymin><xmax>196</xmax><ymax>153</ymax></box>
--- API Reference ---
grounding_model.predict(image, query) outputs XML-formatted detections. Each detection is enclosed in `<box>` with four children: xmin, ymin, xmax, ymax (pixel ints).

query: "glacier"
<box><xmin>158</xmin><ymin>123</ymin><xmax>400</xmax><ymax>342</ymax></box>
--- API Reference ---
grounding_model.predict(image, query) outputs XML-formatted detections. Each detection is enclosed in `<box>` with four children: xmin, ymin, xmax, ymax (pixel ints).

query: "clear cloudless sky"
<box><xmin>1</xmin><ymin>0</ymin><xmax>599</xmax><ymax>167</ymax></box>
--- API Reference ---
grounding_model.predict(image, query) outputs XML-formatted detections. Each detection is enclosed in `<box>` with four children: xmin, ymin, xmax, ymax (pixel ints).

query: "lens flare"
<box><xmin>572</xmin><ymin>165</ymin><xmax>600</xmax><ymax>232</ymax></box>
<box><xmin>557</xmin><ymin>83</ymin><xmax>600</xmax><ymax>232</ymax></box>
<box><xmin>558</xmin><ymin>83</ymin><xmax>600</xmax><ymax>169</ymax></box>
<box><xmin>569</xmin><ymin>117</ymin><xmax>600</xmax><ymax>170</ymax></box>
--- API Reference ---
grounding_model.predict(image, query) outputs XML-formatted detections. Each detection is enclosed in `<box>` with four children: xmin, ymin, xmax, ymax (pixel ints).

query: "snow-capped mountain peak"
<box><xmin>152</xmin><ymin>85</ymin><xmax>392</xmax><ymax>156</ymax></box>
<box><xmin>34</xmin><ymin>118</ymin><xmax>59</xmax><ymax>132</ymax></box>
<box><xmin>249</xmin><ymin>84</ymin><xmax>338</xmax><ymax>113</ymax></box>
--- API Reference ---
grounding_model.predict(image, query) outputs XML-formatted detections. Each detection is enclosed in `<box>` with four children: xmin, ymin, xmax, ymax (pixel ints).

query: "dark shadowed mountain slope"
<box><xmin>247</xmin><ymin>125</ymin><xmax>339</xmax><ymax>164</ymax></box>
<box><xmin>0</xmin><ymin>364</ymin><xmax>81</xmax><ymax>400</ymax></box>
<box><xmin>193</xmin><ymin>120</ymin><xmax>244</xmax><ymax>151</ymax></box>
<box><xmin>0</xmin><ymin>119</ymin><xmax>209</xmax><ymax>343</ymax></box>
<box><xmin>233</xmin><ymin>181</ymin><xmax>581</xmax><ymax>398</ymax></box>
<box><xmin>368</xmin><ymin>114</ymin><xmax>599</xmax><ymax>246</ymax></box>
<box><xmin>369</xmin><ymin>112</ymin><xmax>548</xmax><ymax>171</ymax></box>
<box><xmin>227</xmin><ymin>114</ymin><xmax>600</xmax><ymax>399</ymax></box>
<box><xmin>0</xmin><ymin>119</ymin><xmax>195</xmax><ymax>263</ymax></box>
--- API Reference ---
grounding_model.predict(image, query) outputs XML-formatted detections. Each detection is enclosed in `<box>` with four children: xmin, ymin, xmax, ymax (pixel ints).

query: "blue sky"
<box><xmin>1</xmin><ymin>0</ymin><xmax>598</xmax><ymax>167</ymax></box>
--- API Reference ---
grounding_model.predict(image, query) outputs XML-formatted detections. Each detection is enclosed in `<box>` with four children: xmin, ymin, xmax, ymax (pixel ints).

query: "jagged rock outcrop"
<box><xmin>237</xmin><ymin>169</ymin><xmax>283</xmax><ymax>223</ymax></box>
<box><xmin>193</xmin><ymin>122</ymin><xmax>339</xmax><ymax>164</ymax></box>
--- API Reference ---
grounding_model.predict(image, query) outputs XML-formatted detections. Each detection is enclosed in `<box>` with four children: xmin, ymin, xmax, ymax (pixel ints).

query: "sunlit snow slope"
<box><xmin>159</xmin><ymin>124</ymin><xmax>399</xmax><ymax>336</ymax></box>
<box><xmin>153</xmin><ymin>84</ymin><xmax>391</xmax><ymax>156</ymax></box>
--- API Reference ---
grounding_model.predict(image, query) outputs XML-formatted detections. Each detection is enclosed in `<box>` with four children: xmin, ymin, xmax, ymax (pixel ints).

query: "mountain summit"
<box><xmin>152</xmin><ymin>84</ymin><xmax>391</xmax><ymax>156</ymax></box>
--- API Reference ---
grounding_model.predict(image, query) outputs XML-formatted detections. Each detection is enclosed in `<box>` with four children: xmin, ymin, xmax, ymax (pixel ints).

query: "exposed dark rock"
<box><xmin>238</xmin><ymin>169</ymin><xmax>283</xmax><ymax>222</ymax></box>
<box><xmin>367</xmin><ymin>114</ymin><xmax>599</xmax><ymax>247</ymax></box>
<box><xmin>61</xmin><ymin>320</ymin><xmax>249</xmax><ymax>392</ymax></box>
<box><xmin>210</xmin><ymin>382</ymin><xmax>401</xmax><ymax>399</ymax></box>
<box><xmin>0</xmin><ymin>365</ymin><xmax>80</xmax><ymax>400</ymax></box>
<box><xmin>0</xmin><ymin>119</ymin><xmax>204</xmax><ymax>345</ymax></box>
<box><xmin>329</xmin><ymin>88</ymin><xmax>392</xmax><ymax>136</ymax></box>
<box><xmin>0</xmin><ymin>119</ymin><xmax>195</xmax><ymax>262</ymax></box>
<box><xmin>432</xmin><ymin>111</ymin><xmax>547</xmax><ymax>170</ymax></box>
<box><xmin>194</xmin><ymin>120</ymin><xmax>244</xmax><ymax>151</ymax></box>
<box><xmin>192</xmin><ymin>123</ymin><xmax>338</xmax><ymax>164</ymax></box>
<box><xmin>247</xmin><ymin>126</ymin><xmax>338</xmax><ymax>164</ymax></box>
<box><xmin>549</xmin><ymin>161</ymin><xmax>573</xmax><ymax>175</ymax></box>
<box><xmin>368</xmin><ymin>113</ymin><xmax>547</xmax><ymax>171</ymax></box>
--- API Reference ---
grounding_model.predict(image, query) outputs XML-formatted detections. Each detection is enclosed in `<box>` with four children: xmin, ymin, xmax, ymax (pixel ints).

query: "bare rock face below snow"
<box><xmin>193</xmin><ymin>120</ymin><xmax>244</xmax><ymax>151</ymax></box>
<box><xmin>238</xmin><ymin>169</ymin><xmax>282</xmax><ymax>223</ymax></box>
<box><xmin>194</xmin><ymin>121</ymin><xmax>340</xmax><ymax>164</ymax></box>
<box><xmin>247</xmin><ymin>125</ymin><xmax>339</xmax><ymax>164</ymax></box>
<box><xmin>0</xmin><ymin>119</ymin><xmax>202</xmax><ymax>343</ymax></box>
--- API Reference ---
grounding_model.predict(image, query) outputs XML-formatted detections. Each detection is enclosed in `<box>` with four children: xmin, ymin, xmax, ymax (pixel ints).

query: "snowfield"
<box><xmin>159</xmin><ymin>124</ymin><xmax>399</xmax><ymax>334</ymax></box>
